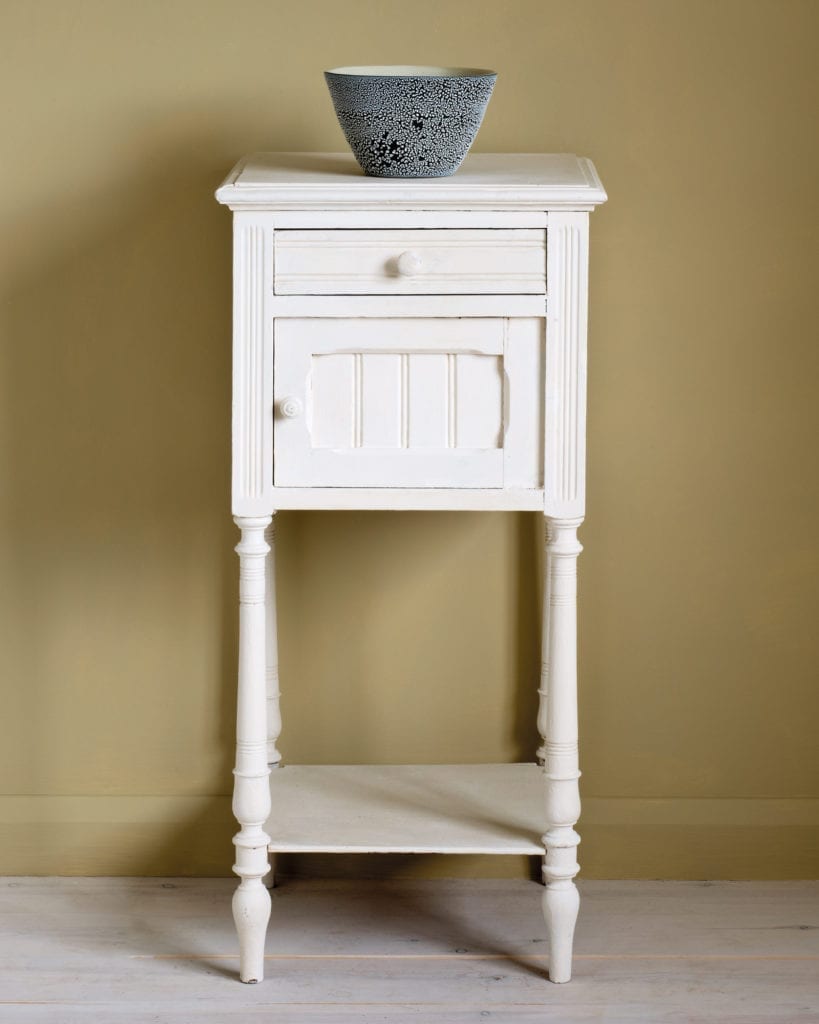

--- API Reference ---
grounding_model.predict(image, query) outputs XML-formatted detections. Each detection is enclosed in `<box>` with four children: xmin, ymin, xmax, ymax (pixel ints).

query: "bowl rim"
<box><xmin>325</xmin><ymin>65</ymin><xmax>497</xmax><ymax>79</ymax></box>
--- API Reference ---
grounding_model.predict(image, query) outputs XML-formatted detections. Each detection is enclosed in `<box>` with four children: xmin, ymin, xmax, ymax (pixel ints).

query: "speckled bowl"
<box><xmin>325</xmin><ymin>65</ymin><xmax>497</xmax><ymax>178</ymax></box>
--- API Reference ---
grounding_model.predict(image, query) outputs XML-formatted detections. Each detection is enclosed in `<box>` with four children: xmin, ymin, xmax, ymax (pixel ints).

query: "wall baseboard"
<box><xmin>581</xmin><ymin>796</ymin><xmax>819</xmax><ymax>827</ymax></box>
<box><xmin>1</xmin><ymin>795</ymin><xmax>817</xmax><ymax>878</ymax></box>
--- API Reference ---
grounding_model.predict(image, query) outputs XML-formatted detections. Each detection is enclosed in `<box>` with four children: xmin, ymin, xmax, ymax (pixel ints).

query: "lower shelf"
<box><xmin>265</xmin><ymin>763</ymin><xmax>545</xmax><ymax>855</ymax></box>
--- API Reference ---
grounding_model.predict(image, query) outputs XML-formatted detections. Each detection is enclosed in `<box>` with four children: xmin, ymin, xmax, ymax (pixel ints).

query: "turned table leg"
<box><xmin>541</xmin><ymin>515</ymin><xmax>583</xmax><ymax>983</ymax></box>
<box><xmin>264</xmin><ymin>516</ymin><xmax>283</xmax><ymax>768</ymax></box>
<box><xmin>264</xmin><ymin>516</ymin><xmax>282</xmax><ymax>888</ymax></box>
<box><xmin>536</xmin><ymin>516</ymin><xmax>552</xmax><ymax>884</ymax></box>
<box><xmin>232</xmin><ymin>515</ymin><xmax>272</xmax><ymax>983</ymax></box>
<box><xmin>536</xmin><ymin>515</ymin><xmax>552</xmax><ymax>769</ymax></box>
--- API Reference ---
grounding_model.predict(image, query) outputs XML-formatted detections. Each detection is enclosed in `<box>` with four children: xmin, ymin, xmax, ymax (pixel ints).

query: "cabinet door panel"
<box><xmin>274</xmin><ymin>318</ymin><xmax>541</xmax><ymax>489</ymax></box>
<box><xmin>310</xmin><ymin>353</ymin><xmax>355</xmax><ymax>449</ymax></box>
<box><xmin>361</xmin><ymin>354</ymin><xmax>403</xmax><ymax>448</ymax></box>
<box><xmin>407</xmin><ymin>354</ymin><xmax>449</xmax><ymax>448</ymax></box>
<box><xmin>455</xmin><ymin>353</ymin><xmax>504</xmax><ymax>450</ymax></box>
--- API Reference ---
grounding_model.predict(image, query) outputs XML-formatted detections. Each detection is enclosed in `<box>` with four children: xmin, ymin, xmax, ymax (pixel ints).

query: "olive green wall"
<box><xmin>1</xmin><ymin>0</ymin><xmax>817</xmax><ymax>879</ymax></box>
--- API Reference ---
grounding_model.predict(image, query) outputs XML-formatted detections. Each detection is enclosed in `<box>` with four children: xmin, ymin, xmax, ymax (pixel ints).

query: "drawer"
<box><xmin>273</xmin><ymin>317</ymin><xmax>543</xmax><ymax>489</ymax></box>
<box><xmin>274</xmin><ymin>229</ymin><xmax>546</xmax><ymax>295</ymax></box>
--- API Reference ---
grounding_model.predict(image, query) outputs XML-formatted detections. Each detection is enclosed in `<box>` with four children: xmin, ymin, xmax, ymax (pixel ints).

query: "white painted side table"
<box><xmin>215</xmin><ymin>153</ymin><xmax>607</xmax><ymax>984</ymax></box>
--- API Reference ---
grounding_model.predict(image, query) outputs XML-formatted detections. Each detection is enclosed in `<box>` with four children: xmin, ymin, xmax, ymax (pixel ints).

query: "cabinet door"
<box><xmin>274</xmin><ymin>318</ymin><xmax>542</xmax><ymax>489</ymax></box>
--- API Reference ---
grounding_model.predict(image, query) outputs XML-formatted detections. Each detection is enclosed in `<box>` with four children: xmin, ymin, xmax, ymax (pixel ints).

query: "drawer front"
<box><xmin>274</xmin><ymin>229</ymin><xmax>546</xmax><ymax>295</ymax></box>
<box><xmin>273</xmin><ymin>318</ymin><xmax>543</xmax><ymax>489</ymax></box>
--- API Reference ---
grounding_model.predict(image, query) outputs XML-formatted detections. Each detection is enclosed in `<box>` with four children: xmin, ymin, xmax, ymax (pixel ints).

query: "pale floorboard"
<box><xmin>0</xmin><ymin>878</ymin><xmax>817</xmax><ymax>1022</ymax></box>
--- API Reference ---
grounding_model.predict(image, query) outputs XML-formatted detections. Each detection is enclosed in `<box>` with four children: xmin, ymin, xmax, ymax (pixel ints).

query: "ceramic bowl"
<box><xmin>324</xmin><ymin>65</ymin><xmax>497</xmax><ymax>178</ymax></box>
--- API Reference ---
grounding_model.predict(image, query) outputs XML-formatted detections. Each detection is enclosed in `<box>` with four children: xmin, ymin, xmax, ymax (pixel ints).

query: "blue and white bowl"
<box><xmin>324</xmin><ymin>65</ymin><xmax>497</xmax><ymax>178</ymax></box>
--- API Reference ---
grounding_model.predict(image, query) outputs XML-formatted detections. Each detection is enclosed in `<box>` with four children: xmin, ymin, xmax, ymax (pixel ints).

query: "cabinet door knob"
<box><xmin>396</xmin><ymin>250</ymin><xmax>425</xmax><ymax>277</ymax></box>
<box><xmin>279</xmin><ymin>396</ymin><xmax>303</xmax><ymax>419</ymax></box>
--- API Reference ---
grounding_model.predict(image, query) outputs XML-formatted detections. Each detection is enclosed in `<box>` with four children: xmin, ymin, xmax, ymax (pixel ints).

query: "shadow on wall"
<box><xmin>0</xmin><ymin>121</ymin><xmax>542</xmax><ymax>875</ymax></box>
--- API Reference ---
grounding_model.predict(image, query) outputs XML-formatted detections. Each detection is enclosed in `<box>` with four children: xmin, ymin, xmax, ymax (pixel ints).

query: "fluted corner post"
<box><xmin>232</xmin><ymin>515</ymin><xmax>272</xmax><ymax>984</ymax></box>
<box><xmin>541</xmin><ymin>516</ymin><xmax>583</xmax><ymax>984</ymax></box>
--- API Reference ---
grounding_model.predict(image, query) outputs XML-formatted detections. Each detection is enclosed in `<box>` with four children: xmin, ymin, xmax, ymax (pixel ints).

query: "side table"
<box><xmin>215</xmin><ymin>152</ymin><xmax>607</xmax><ymax>984</ymax></box>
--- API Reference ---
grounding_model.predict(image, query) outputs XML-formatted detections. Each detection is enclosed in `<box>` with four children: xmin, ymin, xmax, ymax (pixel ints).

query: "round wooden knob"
<box><xmin>279</xmin><ymin>396</ymin><xmax>303</xmax><ymax>419</ymax></box>
<box><xmin>396</xmin><ymin>250</ymin><xmax>425</xmax><ymax>277</ymax></box>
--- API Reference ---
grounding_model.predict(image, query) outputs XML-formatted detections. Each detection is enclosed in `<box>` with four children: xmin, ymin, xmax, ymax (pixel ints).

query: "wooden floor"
<box><xmin>0</xmin><ymin>878</ymin><xmax>817</xmax><ymax>1022</ymax></box>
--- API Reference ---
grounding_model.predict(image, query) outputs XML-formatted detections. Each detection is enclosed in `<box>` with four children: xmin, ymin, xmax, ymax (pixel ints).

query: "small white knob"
<box><xmin>396</xmin><ymin>250</ymin><xmax>425</xmax><ymax>277</ymax></box>
<box><xmin>279</xmin><ymin>396</ymin><xmax>303</xmax><ymax>419</ymax></box>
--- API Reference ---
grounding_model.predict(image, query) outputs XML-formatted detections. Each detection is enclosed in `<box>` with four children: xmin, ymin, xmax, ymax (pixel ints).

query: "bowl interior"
<box><xmin>326</xmin><ymin>65</ymin><xmax>496</xmax><ymax>78</ymax></box>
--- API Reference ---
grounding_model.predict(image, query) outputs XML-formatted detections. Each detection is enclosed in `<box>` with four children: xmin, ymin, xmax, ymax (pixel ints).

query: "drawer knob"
<box><xmin>279</xmin><ymin>396</ymin><xmax>303</xmax><ymax>419</ymax></box>
<box><xmin>396</xmin><ymin>250</ymin><xmax>425</xmax><ymax>277</ymax></box>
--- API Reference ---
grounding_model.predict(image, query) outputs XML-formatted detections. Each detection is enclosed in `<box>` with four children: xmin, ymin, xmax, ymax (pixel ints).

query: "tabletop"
<box><xmin>215</xmin><ymin>152</ymin><xmax>607</xmax><ymax>210</ymax></box>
